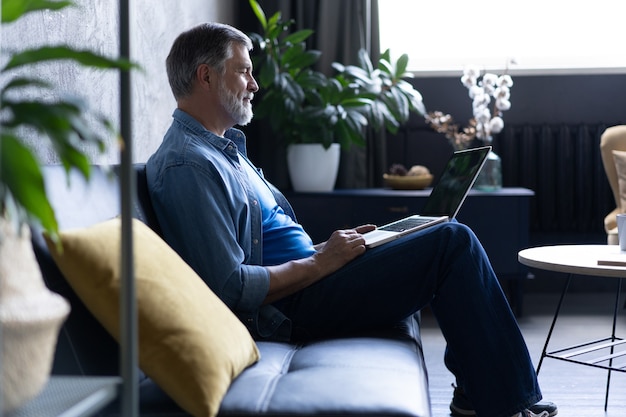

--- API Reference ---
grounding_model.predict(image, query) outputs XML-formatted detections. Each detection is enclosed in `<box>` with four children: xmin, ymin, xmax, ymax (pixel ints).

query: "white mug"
<box><xmin>617</xmin><ymin>213</ymin><xmax>626</xmax><ymax>251</ymax></box>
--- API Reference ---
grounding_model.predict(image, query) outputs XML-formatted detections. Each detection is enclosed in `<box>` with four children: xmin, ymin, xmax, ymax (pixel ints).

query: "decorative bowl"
<box><xmin>383</xmin><ymin>174</ymin><xmax>433</xmax><ymax>190</ymax></box>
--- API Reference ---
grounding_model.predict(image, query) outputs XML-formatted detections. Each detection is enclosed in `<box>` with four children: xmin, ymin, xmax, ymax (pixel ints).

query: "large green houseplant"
<box><xmin>247</xmin><ymin>0</ymin><xmax>425</xmax><ymax>191</ymax></box>
<box><xmin>1</xmin><ymin>0</ymin><xmax>134</xmax><ymax>240</ymax></box>
<box><xmin>0</xmin><ymin>0</ymin><xmax>136</xmax><ymax>412</ymax></box>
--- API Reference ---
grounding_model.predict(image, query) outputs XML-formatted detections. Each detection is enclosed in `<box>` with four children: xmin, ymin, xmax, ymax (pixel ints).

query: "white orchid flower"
<box><xmin>468</xmin><ymin>85</ymin><xmax>482</xmax><ymax>98</ymax></box>
<box><xmin>426</xmin><ymin>63</ymin><xmax>513</xmax><ymax>151</ymax></box>
<box><xmin>495</xmin><ymin>86</ymin><xmax>510</xmax><ymax>100</ymax></box>
<box><xmin>495</xmin><ymin>98</ymin><xmax>511</xmax><ymax>111</ymax></box>
<box><xmin>474</xmin><ymin>107</ymin><xmax>491</xmax><ymax>124</ymax></box>
<box><xmin>482</xmin><ymin>73</ymin><xmax>498</xmax><ymax>86</ymax></box>
<box><xmin>473</xmin><ymin>93</ymin><xmax>491</xmax><ymax>110</ymax></box>
<box><xmin>463</xmin><ymin>65</ymin><xmax>481</xmax><ymax>78</ymax></box>
<box><xmin>482</xmin><ymin>83</ymin><xmax>496</xmax><ymax>96</ymax></box>
<box><xmin>489</xmin><ymin>116</ymin><xmax>504</xmax><ymax>133</ymax></box>
<box><xmin>461</xmin><ymin>74</ymin><xmax>477</xmax><ymax>89</ymax></box>
<box><xmin>498</xmin><ymin>74</ymin><xmax>513</xmax><ymax>88</ymax></box>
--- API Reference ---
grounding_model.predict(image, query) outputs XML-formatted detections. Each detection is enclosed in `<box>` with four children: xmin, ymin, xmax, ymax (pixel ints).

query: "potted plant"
<box><xmin>0</xmin><ymin>0</ymin><xmax>136</xmax><ymax>412</ymax></box>
<box><xmin>247</xmin><ymin>0</ymin><xmax>426</xmax><ymax>191</ymax></box>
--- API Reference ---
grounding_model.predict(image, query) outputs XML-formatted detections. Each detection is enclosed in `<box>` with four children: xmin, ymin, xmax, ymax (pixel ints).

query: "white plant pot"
<box><xmin>0</xmin><ymin>219</ymin><xmax>70</xmax><ymax>413</ymax></box>
<box><xmin>287</xmin><ymin>143</ymin><xmax>340</xmax><ymax>192</ymax></box>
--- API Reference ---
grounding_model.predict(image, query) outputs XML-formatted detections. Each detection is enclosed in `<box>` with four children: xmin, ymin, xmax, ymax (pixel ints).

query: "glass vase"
<box><xmin>474</xmin><ymin>149</ymin><xmax>502</xmax><ymax>191</ymax></box>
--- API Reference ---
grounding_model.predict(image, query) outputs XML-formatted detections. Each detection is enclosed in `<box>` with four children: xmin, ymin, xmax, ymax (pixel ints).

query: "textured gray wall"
<box><xmin>2</xmin><ymin>0</ymin><xmax>233</xmax><ymax>163</ymax></box>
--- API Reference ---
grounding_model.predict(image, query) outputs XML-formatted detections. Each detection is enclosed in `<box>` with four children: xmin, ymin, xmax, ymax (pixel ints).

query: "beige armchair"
<box><xmin>600</xmin><ymin>125</ymin><xmax>626</xmax><ymax>244</ymax></box>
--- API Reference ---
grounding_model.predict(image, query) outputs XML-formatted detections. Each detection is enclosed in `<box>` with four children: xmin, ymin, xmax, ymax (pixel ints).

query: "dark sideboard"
<box><xmin>285</xmin><ymin>187</ymin><xmax>534</xmax><ymax>316</ymax></box>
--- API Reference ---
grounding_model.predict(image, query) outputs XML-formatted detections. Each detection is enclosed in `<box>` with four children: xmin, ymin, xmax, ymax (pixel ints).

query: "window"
<box><xmin>379</xmin><ymin>0</ymin><xmax>626</xmax><ymax>76</ymax></box>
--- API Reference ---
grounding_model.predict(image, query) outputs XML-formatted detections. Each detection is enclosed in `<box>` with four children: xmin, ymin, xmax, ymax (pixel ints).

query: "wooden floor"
<box><xmin>421</xmin><ymin>291</ymin><xmax>626</xmax><ymax>417</ymax></box>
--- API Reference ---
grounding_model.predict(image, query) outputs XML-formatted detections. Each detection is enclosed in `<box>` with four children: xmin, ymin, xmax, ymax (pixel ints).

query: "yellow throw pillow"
<box><xmin>45</xmin><ymin>218</ymin><xmax>259</xmax><ymax>417</ymax></box>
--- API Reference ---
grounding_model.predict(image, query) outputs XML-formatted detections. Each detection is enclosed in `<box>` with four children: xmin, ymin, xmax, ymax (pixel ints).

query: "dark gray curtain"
<box><xmin>313</xmin><ymin>1</ymin><xmax>384</xmax><ymax>189</ymax></box>
<box><xmin>238</xmin><ymin>0</ymin><xmax>384</xmax><ymax>189</ymax></box>
<box><xmin>304</xmin><ymin>0</ymin><xmax>383</xmax><ymax>188</ymax></box>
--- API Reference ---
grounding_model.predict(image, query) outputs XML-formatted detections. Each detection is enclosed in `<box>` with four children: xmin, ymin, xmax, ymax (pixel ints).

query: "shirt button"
<box><xmin>252</xmin><ymin>200</ymin><xmax>258</xmax><ymax>206</ymax></box>
<box><xmin>253</xmin><ymin>239</ymin><xmax>259</xmax><ymax>245</ymax></box>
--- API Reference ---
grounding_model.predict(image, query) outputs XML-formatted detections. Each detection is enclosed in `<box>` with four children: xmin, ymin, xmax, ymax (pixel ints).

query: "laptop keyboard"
<box><xmin>379</xmin><ymin>217</ymin><xmax>431</xmax><ymax>232</ymax></box>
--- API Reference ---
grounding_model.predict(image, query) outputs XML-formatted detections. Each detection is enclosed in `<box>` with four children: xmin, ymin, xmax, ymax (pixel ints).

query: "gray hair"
<box><xmin>166</xmin><ymin>22</ymin><xmax>253</xmax><ymax>100</ymax></box>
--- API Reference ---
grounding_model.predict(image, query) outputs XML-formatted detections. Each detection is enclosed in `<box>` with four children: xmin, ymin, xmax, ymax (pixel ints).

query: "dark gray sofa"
<box><xmin>31</xmin><ymin>164</ymin><xmax>432</xmax><ymax>417</ymax></box>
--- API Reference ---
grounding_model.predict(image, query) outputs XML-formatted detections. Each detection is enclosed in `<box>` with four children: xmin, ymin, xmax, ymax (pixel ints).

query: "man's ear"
<box><xmin>196</xmin><ymin>64</ymin><xmax>211</xmax><ymax>88</ymax></box>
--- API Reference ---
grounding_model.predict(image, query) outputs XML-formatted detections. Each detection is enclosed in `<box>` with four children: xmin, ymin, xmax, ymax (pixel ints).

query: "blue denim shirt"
<box><xmin>146</xmin><ymin>109</ymin><xmax>292</xmax><ymax>341</ymax></box>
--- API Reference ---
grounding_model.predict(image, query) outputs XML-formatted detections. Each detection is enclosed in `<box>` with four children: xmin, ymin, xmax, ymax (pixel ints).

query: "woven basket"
<box><xmin>0</xmin><ymin>220</ymin><xmax>70</xmax><ymax>413</ymax></box>
<box><xmin>383</xmin><ymin>173</ymin><xmax>433</xmax><ymax>190</ymax></box>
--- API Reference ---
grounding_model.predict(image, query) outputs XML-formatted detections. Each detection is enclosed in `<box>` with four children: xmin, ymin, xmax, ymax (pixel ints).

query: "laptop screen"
<box><xmin>420</xmin><ymin>146</ymin><xmax>491</xmax><ymax>218</ymax></box>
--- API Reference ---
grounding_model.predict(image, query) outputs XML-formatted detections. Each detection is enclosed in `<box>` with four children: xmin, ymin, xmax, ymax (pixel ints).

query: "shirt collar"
<box><xmin>172</xmin><ymin>108</ymin><xmax>248</xmax><ymax>157</ymax></box>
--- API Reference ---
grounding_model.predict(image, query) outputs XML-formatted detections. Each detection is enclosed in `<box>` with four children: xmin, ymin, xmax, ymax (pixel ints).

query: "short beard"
<box><xmin>218</xmin><ymin>80</ymin><xmax>253</xmax><ymax>126</ymax></box>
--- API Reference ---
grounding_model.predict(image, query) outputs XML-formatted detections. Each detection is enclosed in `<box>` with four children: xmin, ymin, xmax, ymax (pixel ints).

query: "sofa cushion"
<box><xmin>223</xmin><ymin>338</ymin><xmax>431</xmax><ymax>416</ymax></box>
<box><xmin>45</xmin><ymin>218</ymin><xmax>260</xmax><ymax>417</ymax></box>
<box><xmin>137</xmin><ymin>336</ymin><xmax>431</xmax><ymax>417</ymax></box>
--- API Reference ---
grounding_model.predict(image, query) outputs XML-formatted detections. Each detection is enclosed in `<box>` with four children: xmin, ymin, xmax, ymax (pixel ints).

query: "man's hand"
<box><xmin>313</xmin><ymin>224</ymin><xmax>376</xmax><ymax>251</ymax></box>
<box><xmin>264</xmin><ymin>224</ymin><xmax>376</xmax><ymax>304</ymax></box>
<box><xmin>312</xmin><ymin>224</ymin><xmax>377</xmax><ymax>273</ymax></box>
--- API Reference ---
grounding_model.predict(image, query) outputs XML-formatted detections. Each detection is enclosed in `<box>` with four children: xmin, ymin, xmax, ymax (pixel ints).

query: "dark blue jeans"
<box><xmin>276</xmin><ymin>221</ymin><xmax>542</xmax><ymax>417</ymax></box>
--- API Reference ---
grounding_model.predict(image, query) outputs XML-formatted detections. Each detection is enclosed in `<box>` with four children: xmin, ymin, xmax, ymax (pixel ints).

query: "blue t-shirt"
<box><xmin>240</xmin><ymin>154</ymin><xmax>316</xmax><ymax>265</ymax></box>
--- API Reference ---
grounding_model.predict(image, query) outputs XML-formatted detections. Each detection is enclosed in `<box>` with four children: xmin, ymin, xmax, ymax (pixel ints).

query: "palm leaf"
<box><xmin>248</xmin><ymin>0</ymin><xmax>267</xmax><ymax>29</ymax></box>
<box><xmin>0</xmin><ymin>134</ymin><xmax>58</xmax><ymax>235</ymax></box>
<box><xmin>1</xmin><ymin>0</ymin><xmax>72</xmax><ymax>23</ymax></box>
<box><xmin>3</xmin><ymin>46</ymin><xmax>137</xmax><ymax>71</ymax></box>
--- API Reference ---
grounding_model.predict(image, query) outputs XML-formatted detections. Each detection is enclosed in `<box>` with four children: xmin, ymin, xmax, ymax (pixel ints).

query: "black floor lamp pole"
<box><xmin>119</xmin><ymin>0</ymin><xmax>138</xmax><ymax>416</ymax></box>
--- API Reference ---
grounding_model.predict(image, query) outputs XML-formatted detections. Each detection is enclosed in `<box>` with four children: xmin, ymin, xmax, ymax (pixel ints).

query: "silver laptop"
<box><xmin>364</xmin><ymin>146</ymin><xmax>491</xmax><ymax>248</ymax></box>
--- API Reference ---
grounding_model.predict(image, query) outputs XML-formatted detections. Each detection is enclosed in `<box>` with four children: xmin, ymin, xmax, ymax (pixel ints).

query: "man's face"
<box><xmin>217</xmin><ymin>44</ymin><xmax>258</xmax><ymax>126</ymax></box>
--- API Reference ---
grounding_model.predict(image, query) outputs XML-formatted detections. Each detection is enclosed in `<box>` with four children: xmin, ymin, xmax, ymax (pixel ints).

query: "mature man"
<box><xmin>146</xmin><ymin>22</ymin><xmax>556</xmax><ymax>417</ymax></box>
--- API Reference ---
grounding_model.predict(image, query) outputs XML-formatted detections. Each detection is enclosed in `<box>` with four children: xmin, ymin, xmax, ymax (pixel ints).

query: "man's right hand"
<box><xmin>313</xmin><ymin>226</ymin><xmax>372</xmax><ymax>272</ymax></box>
<box><xmin>263</xmin><ymin>225</ymin><xmax>375</xmax><ymax>304</ymax></box>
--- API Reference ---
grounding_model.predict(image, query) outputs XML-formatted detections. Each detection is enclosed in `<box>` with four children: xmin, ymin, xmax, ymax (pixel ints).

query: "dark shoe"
<box><xmin>450</xmin><ymin>384</ymin><xmax>558</xmax><ymax>417</ymax></box>
<box><xmin>521</xmin><ymin>409</ymin><xmax>550</xmax><ymax>417</ymax></box>
<box><xmin>527</xmin><ymin>401</ymin><xmax>558</xmax><ymax>416</ymax></box>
